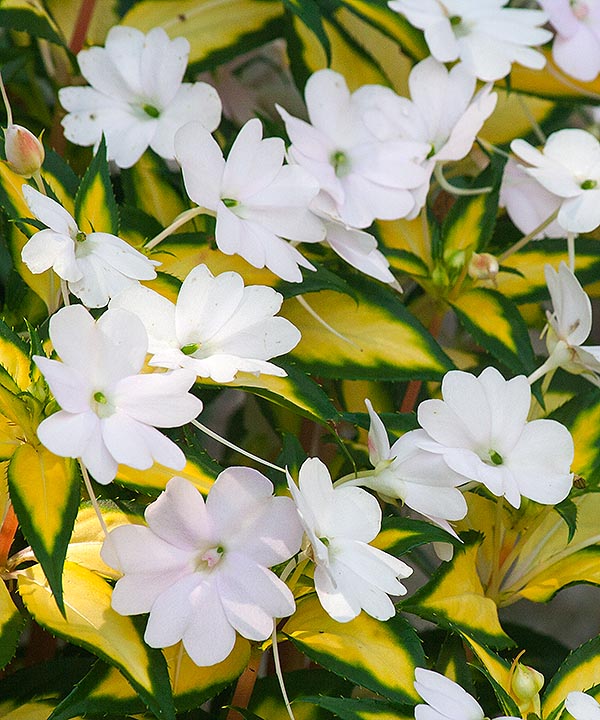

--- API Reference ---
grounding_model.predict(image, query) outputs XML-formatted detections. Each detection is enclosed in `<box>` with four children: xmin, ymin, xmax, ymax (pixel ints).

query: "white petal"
<box><xmin>365</xmin><ymin>399</ymin><xmax>391</xmax><ymax>466</ymax></box>
<box><xmin>22</xmin><ymin>185</ymin><xmax>78</xmax><ymax>236</ymax></box>
<box><xmin>110</xmin><ymin>285</ymin><xmax>177</xmax><ymax>355</ymax></box>
<box><xmin>140</xmin><ymin>27</ymin><xmax>188</xmax><ymax>106</ymax></box>
<box><xmin>37</xmin><ymin>410</ymin><xmax>98</xmax><ymax>457</ymax></box>
<box><xmin>176</xmin><ymin>122</ymin><xmax>224</xmax><ymax>209</ymax></box>
<box><xmin>545</xmin><ymin>262</ymin><xmax>592</xmax><ymax>346</ymax></box>
<box><xmin>565</xmin><ymin>691</ymin><xmax>600</xmax><ymax>720</ymax></box>
<box><xmin>21</xmin><ymin>230</ymin><xmax>80</xmax><ymax>281</ymax></box>
<box><xmin>85</xmin><ymin>233</ymin><xmax>158</xmax><ymax>280</ymax></box>
<box><xmin>414</xmin><ymin>668</ymin><xmax>484</xmax><ymax>720</ymax></box>
<box><xmin>143</xmin><ymin>573</ymin><xmax>204</xmax><ymax>648</ymax></box>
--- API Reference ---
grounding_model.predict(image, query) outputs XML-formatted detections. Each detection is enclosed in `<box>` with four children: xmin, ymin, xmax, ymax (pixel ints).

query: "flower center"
<box><xmin>581</xmin><ymin>178</ymin><xmax>597</xmax><ymax>190</ymax></box>
<box><xmin>331</xmin><ymin>150</ymin><xmax>351</xmax><ymax>177</ymax></box>
<box><xmin>143</xmin><ymin>104</ymin><xmax>160</xmax><ymax>119</ymax></box>
<box><xmin>571</xmin><ymin>1</ymin><xmax>590</xmax><ymax>20</ymax></box>
<box><xmin>181</xmin><ymin>342</ymin><xmax>200</xmax><ymax>356</ymax></box>
<box><xmin>449</xmin><ymin>14</ymin><xmax>462</xmax><ymax>26</ymax></box>
<box><xmin>92</xmin><ymin>390</ymin><xmax>114</xmax><ymax>418</ymax></box>
<box><xmin>222</xmin><ymin>198</ymin><xmax>238</xmax><ymax>208</ymax></box>
<box><xmin>75</xmin><ymin>230</ymin><xmax>86</xmax><ymax>243</ymax></box>
<box><xmin>196</xmin><ymin>545</ymin><xmax>225</xmax><ymax>571</ymax></box>
<box><xmin>488</xmin><ymin>449</ymin><xmax>504</xmax><ymax>466</ymax></box>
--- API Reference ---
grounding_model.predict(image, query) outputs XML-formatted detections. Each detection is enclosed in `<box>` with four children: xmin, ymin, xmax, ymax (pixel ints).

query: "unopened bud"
<box><xmin>468</xmin><ymin>252</ymin><xmax>499</xmax><ymax>282</ymax></box>
<box><xmin>512</xmin><ymin>662</ymin><xmax>544</xmax><ymax>704</ymax></box>
<box><xmin>4</xmin><ymin>124</ymin><xmax>45</xmax><ymax>178</ymax></box>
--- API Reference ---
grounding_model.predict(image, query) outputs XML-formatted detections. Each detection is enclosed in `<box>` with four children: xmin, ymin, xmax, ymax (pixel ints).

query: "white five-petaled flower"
<box><xmin>110</xmin><ymin>263</ymin><xmax>301</xmax><ymax>383</ymax></box>
<box><xmin>345</xmin><ymin>400</ymin><xmax>467</xmax><ymax>528</ymax></box>
<box><xmin>34</xmin><ymin>305</ymin><xmax>202</xmax><ymax>484</ymax></box>
<box><xmin>388</xmin><ymin>0</ymin><xmax>551</xmax><ymax>82</ymax></box>
<box><xmin>540</xmin><ymin>0</ymin><xmax>600</xmax><ymax>82</ymax></box>
<box><xmin>414</xmin><ymin>367</ymin><xmax>574</xmax><ymax>509</ymax></box>
<box><xmin>565</xmin><ymin>690</ymin><xmax>600</xmax><ymax>719</ymax></box>
<box><xmin>59</xmin><ymin>26</ymin><xmax>222</xmax><ymax>169</ymax></box>
<box><xmin>287</xmin><ymin>457</ymin><xmax>412</xmax><ymax>623</ymax></box>
<box><xmin>175</xmin><ymin>118</ymin><xmax>324</xmax><ymax>283</ymax></box>
<box><xmin>414</xmin><ymin>668</ymin><xmax>520</xmax><ymax>720</ymax></box>
<box><xmin>101</xmin><ymin>472</ymin><xmax>303</xmax><ymax>666</ymax></box>
<box><xmin>532</xmin><ymin>262</ymin><xmax>600</xmax><ymax>386</ymax></box>
<box><xmin>511</xmin><ymin>129</ymin><xmax>600</xmax><ymax>234</ymax></box>
<box><xmin>20</xmin><ymin>185</ymin><xmax>158</xmax><ymax>308</ymax></box>
<box><xmin>278</xmin><ymin>69</ymin><xmax>431</xmax><ymax>229</ymax></box>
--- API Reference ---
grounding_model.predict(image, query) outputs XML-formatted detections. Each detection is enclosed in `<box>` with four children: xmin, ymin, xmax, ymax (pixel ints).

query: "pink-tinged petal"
<box><xmin>80</xmin><ymin>428</ymin><xmax>118</xmax><ymax>485</ymax></box>
<box><xmin>37</xmin><ymin>410</ymin><xmax>98</xmax><ymax>457</ymax></box>
<box><xmin>559</xmin><ymin>189</ymin><xmax>600</xmax><ymax>233</ymax></box>
<box><xmin>565</xmin><ymin>691</ymin><xmax>600</xmax><ymax>720</ymax></box>
<box><xmin>314</xmin><ymin>561</ymin><xmax>360</xmax><ymax>622</ymax></box>
<box><xmin>109</xmin><ymin>567</ymin><xmax>189</xmax><ymax>615</ymax></box>
<box><xmin>219</xmin><ymin>553</ymin><xmax>295</xmax><ymax>639</ymax></box>
<box><xmin>21</xmin><ymin>230</ymin><xmax>80</xmax><ymax>281</ymax></box>
<box><xmin>22</xmin><ymin>185</ymin><xmax>78</xmax><ymax>236</ymax></box>
<box><xmin>365</xmin><ymin>399</ymin><xmax>391</xmax><ymax>466</ymax></box>
<box><xmin>545</xmin><ymin>262</ymin><xmax>592</xmax><ymax>346</ymax></box>
<box><xmin>143</xmin><ymin>573</ymin><xmax>205</xmax><ymax>648</ymax></box>
<box><xmin>34</xmin><ymin>356</ymin><xmax>91</xmax><ymax>413</ymax></box>
<box><xmin>85</xmin><ymin>233</ymin><xmax>158</xmax><ymax>280</ymax></box>
<box><xmin>140</xmin><ymin>28</ymin><xmax>188</xmax><ymax>107</ymax></box>
<box><xmin>176</xmin><ymin>122</ymin><xmax>224</xmax><ymax>209</ymax></box>
<box><xmin>114</xmin><ymin>369</ymin><xmax>201</xmax><ymax>426</ymax></box>
<box><xmin>181</xmin><ymin>579</ymin><xmax>237</xmax><ymax>666</ymax></box>
<box><xmin>151</xmin><ymin>82</ymin><xmax>222</xmax><ymax>159</ymax></box>
<box><xmin>414</xmin><ymin>668</ymin><xmax>484</xmax><ymax>720</ymax></box>
<box><xmin>508</xmin><ymin>418</ymin><xmax>574</xmax><ymax>504</ymax></box>
<box><xmin>145</xmin><ymin>476</ymin><xmax>214</xmax><ymax>550</ymax></box>
<box><xmin>110</xmin><ymin>285</ymin><xmax>177</xmax><ymax>355</ymax></box>
<box><xmin>553</xmin><ymin>27</ymin><xmax>600</xmax><ymax>82</ymax></box>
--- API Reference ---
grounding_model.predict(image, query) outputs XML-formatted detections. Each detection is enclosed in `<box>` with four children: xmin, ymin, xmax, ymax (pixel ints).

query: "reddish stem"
<box><xmin>0</xmin><ymin>504</ymin><xmax>18</xmax><ymax>568</ymax></box>
<box><xmin>226</xmin><ymin>649</ymin><xmax>262</xmax><ymax>720</ymax></box>
<box><xmin>69</xmin><ymin>0</ymin><xmax>98</xmax><ymax>55</ymax></box>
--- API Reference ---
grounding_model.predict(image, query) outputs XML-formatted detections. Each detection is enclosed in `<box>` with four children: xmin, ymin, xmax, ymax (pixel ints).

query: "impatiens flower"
<box><xmin>511</xmin><ymin>129</ymin><xmax>600</xmax><ymax>233</ymax></box>
<box><xmin>345</xmin><ymin>399</ymin><xmax>467</xmax><ymax>525</ymax></box>
<box><xmin>388</xmin><ymin>0</ymin><xmax>551</xmax><ymax>82</ymax></box>
<box><xmin>59</xmin><ymin>26</ymin><xmax>222</xmax><ymax>169</ymax></box>
<box><xmin>175</xmin><ymin>118</ymin><xmax>324</xmax><ymax>283</ymax></box>
<box><xmin>414</xmin><ymin>668</ymin><xmax>520</xmax><ymax>720</ymax></box>
<box><xmin>110</xmin><ymin>263</ymin><xmax>301</xmax><ymax>383</ymax></box>
<box><xmin>101</xmin><ymin>472</ymin><xmax>303</xmax><ymax>666</ymax></box>
<box><xmin>35</xmin><ymin>305</ymin><xmax>202</xmax><ymax>484</ymax></box>
<box><xmin>530</xmin><ymin>262</ymin><xmax>600</xmax><ymax>386</ymax></box>
<box><xmin>357</xmin><ymin>57</ymin><xmax>497</xmax><ymax>216</ymax></box>
<box><xmin>415</xmin><ymin>367</ymin><xmax>574</xmax><ymax>508</ymax></box>
<box><xmin>278</xmin><ymin>69</ymin><xmax>431</xmax><ymax>228</ymax></box>
<box><xmin>565</xmin><ymin>690</ymin><xmax>600</xmax><ymax>719</ymax></box>
<box><xmin>287</xmin><ymin>457</ymin><xmax>412</xmax><ymax>623</ymax></box>
<box><xmin>540</xmin><ymin>0</ymin><xmax>600</xmax><ymax>82</ymax></box>
<box><xmin>20</xmin><ymin>185</ymin><xmax>158</xmax><ymax>308</ymax></box>
<box><xmin>499</xmin><ymin>157</ymin><xmax>564</xmax><ymax>239</ymax></box>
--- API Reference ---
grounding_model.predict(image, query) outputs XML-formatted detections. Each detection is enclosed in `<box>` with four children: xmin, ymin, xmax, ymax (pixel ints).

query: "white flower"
<box><xmin>388</xmin><ymin>0</ymin><xmax>551</xmax><ymax>82</ymax></box>
<box><xmin>499</xmin><ymin>157</ymin><xmax>564</xmax><ymax>239</ymax></box>
<box><xmin>110</xmin><ymin>263</ymin><xmax>301</xmax><ymax>383</ymax></box>
<box><xmin>356</xmin><ymin>57</ymin><xmax>497</xmax><ymax>217</ymax></box>
<box><xmin>287</xmin><ymin>457</ymin><xmax>412</xmax><ymax>623</ymax></box>
<box><xmin>101</xmin><ymin>472</ymin><xmax>303</xmax><ymax>666</ymax></box>
<box><xmin>175</xmin><ymin>118</ymin><xmax>324</xmax><ymax>283</ymax></box>
<box><xmin>415</xmin><ymin>367</ymin><xmax>574</xmax><ymax>509</ymax></box>
<box><xmin>511</xmin><ymin>129</ymin><xmax>600</xmax><ymax>233</ymax></box>
<box><xmin>351</xmin><ymin>399</ymin><xmax>468</xmax><ymax>524</ymax></box>
<box><xmin>20</xmin><ymin>185</ymin><xmax>158</xmax><ymax>308</ymax></box>
<box><xmin>277</xmin><ymin>69</ymin><xmax>431</xmax><ymax>229</ymax></box>
<box><xmin>59</xmin><ymin>26</ymin><xmax>222</xmax><ymax>169</ymax></box>
<box><xmin>34</xmin><ymin>305</ymin><xmax>202</xmax><ymax>484</ymax></box>
<box><xmin>414</xmin><ymin>668</ymin><xmax>520</xmax><ymax>720</ymax></box>
<box><xmin>565</xmin><ymin>691</ymin><xmax>600</xmax><ymax>719</ymax></box>
<box><xmin>537</xmin><ymin>262</ymin><xmax>600</xmax><ymax>385</ymax></box>
<box><xmin>541</xmin><ymin>0</ymin><xmax>600</xmax><ymax>82</ymax></box>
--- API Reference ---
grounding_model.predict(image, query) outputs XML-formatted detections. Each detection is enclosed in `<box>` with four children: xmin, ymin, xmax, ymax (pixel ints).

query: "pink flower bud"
<box><xmin>468</xmin><ymin>252</ymin><xmax>499</xmax><ymax>282</ymax></box>
<box><xmin>4</xmin><ymin>124</ymin><xmax>44</xmax><ymax>178</ymax></box>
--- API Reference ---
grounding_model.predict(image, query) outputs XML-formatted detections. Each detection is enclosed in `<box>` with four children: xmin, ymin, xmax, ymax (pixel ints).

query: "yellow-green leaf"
<box><xmin>0</xmin><ymin>0</ymin><xmax>66</xmax><ymax>46</ymax></box>
<box><xmin>542</xmin><ymin>636</ymin><xmax>600</xmax><ymax>718</ymax></box>
<box><xmin>0</xmin><ymin>316</ymin><xmax>32</xmax><ymax>392</ymax></box>
<box><xmin>0</xmin><ymin>700</ymin><xmax>83</xmax><ymax>720</ymax></box>
<box><xmin>401</xmin><ymin>540</ymin><xmax>513</xmax><ymax>649</ymax></box>
<box><xmin>123</xmin><ymin>0</ymin><xmax>283</xmax><ymax>69</ymax></box>
<box><xmin>17</xmin><ymin>562</ymin><xmax>175</xmax><ymax>720</ymax></box>
<box><xmin>283</xmin><ymin>595</ymin><xmax>424</xmax><ymax>705</ymax></box>
<box><xmin>281</xmin><ymin>278</ymin><xmax>453</xmax><ymax>381</ymax></box>
<box><xmin>510</xmin><ymin>52</ymin><xmax>600</xmax><ymax>100</ymax></box>
<box><xmin>301</xmin><ymin>695</ymin><xmax>412</xmax><ymax>720</ymax></box>
<box><xmin>74</xmin><ymin>137</ymin><xmax>118</xmax><ymax>234</ymax></box>
<box><xmin>0</xmin><ymin>580</ymin><xmax>24</xmax><ymax>670</ymax></box>
<box><xmin>481</xmin><ymin>89</ymin><xmax>556</xmax><ymax>146</ymax></box>
<box><xmin>8</xmin><ymin>444</ymin><xmax>79</xmax><ymax>612</ymax></box>
<box><xmin>115</xmin><ymin>454</ymin><xmax>218</xmax><ymax>495</ymax></box>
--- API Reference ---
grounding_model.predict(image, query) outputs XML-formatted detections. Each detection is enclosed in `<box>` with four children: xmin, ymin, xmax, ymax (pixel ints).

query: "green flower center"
<box><xmin>222</xmin><ymin>198</ymin><xmax>238</xmax><ymax>208</ymax></box>
<box><xmin>93</xmin><ymin>391</ymin><xmax>107</xmax><ymax>404</ymax></box>
<box><xmin>75</xmin><ymin>231</ymin><xmax>86</xmax><ymax>243</ymax></box>
<box><xmin>331</xmin><ymin>150</ymin><xmax>351</xmax><ymax>177</ymax></box>
<box><xmin>143</xmin><ymin>104</ymin><xmax>160</xmax><ymax>119</ymax></box>
<box><xmin>181</xmin><ymin>342</ymin><xmax>200</xmax><ymax>356</ymax></box>
<box><xmin>581</xmin><ymin>178</ymin><xmax>597</xmax><ymax>190</ymax></box>
<box><xmin>489</xmin><ymin>449</ymin><xmax>504</xmax><ymax>466</ymax></box>
<box><xmin>449</xmin><ymin>15</ymin><xmax>462</xmax><ymax>26</ymax></box>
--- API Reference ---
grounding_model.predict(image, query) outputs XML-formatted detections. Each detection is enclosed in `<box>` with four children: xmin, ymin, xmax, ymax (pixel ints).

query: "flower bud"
<box><xmin>468</xmin><ymin>252</ymin><xmax>499</xmax><ymax>282</ymax></box>
<box><xmin>512</xmin><ymin>661</ymin><xmax>544</xmax><ymax>716</ymax></box>
<box><xmin>4</xmin><ymin>124</ymin><xmax>45</xmax><ymax>178</ymax></box>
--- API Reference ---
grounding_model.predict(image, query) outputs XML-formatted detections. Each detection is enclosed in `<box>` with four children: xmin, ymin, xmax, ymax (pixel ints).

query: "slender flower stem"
<box><xmin>226</xmin><ymin>648</ymin><xmax>263</xmax><ymax>720</ymax></box>
<box><xmin>190</xmin><ymin>418</ymin><xmax>286</xmax><ymax>474</ymax></box>
<box><xmin>0</xmin><ymin>72</ymin><xmax>13</xmax><ymax>127</ymax></box>
<box><xmin>567</xmin><ymin>232</ymin><xmax>576</xmax><ymax>271</ymax></box>
<box><xmin>78</xmin><ymin>459</ymin><xmax>109</xmax><ymax>538</ymax></box>
<box><xmin>516</xmin><ymin>94</ymin><xmax>546</xmax><ymax>144</ymax></box>
<box><xmin>60</xmin><ymin>279</ymin><xmax>70</xmax><ymax>308</ymax></box>
<box><xmin>420</xmin><ymin>207</ymin><xmax>432</xmax><ymax>266</ymax></box>
<box><xmin>272</xmin><ymin>625</ymin><xmax>296</xmax><ymax>720</ymax></box>
<box><xmin>498</xmin><ymin>209</ymin><xmax>560</xmax><ymax>262</ymax></box>
<box><xmin>145</xmin><ymin>206</ymin><xmax>212</xmax><ymax>250</ymax></box>
<box><xmin>434</xmin><ymin>163</ymin><xmax>492</xmax><ymax>196</ymax></box>
<box><xmin>172</xmin><ymin>643</ymin><xmax>185</xmax><ymax>696</ymax></box>
<box><xmin>69</xmin><ymin>0</ymin><xmax>98</xmax><ymax>54</ymax></box>
<box><xmin>295</xmin><ymin>295</ymin><xmax>361</xmax><ymax>350</ymax></box>
<box><xmin>476</xmin><ymin>137</ymin><xmax>511</xmax><ymax>159</ymax></box>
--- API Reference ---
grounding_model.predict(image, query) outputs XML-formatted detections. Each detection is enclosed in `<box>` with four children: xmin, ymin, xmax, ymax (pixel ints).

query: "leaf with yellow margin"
<box><xmin>510</xmin><ymin>52</ymin><xmax>600</xmax><ymax>100</ymax></box>
<box><xmin>0</xmin><ymin>0</ymin><xmax>66</xmax><ymax>47</ymax></box>
<box><xmin>301</xmin><ymin>695</ymin><xmax>412</xmax><ymax>720</ymax></box>
<box><xmin>283</xmin><ymin>595</ymin><xmax>424</xmax><ymax>705</ymax></box>
<box><xmin>115</xmin><ymin>453</ymin><xmax>219</xmax><ymax>496</ymax></box>
<box><xmin>74</xmin><ymin>138</ymin><xmax>118</xmax><ymax>235</ymax></box>
<box><xmin>0</xmin><ymin>580</ymin><xmax>24</xmax><ymax>671</ymax></box>
<box><xmin>542</xmin><ymin>636</ymin><xmax>600</xmax><ymax>718</ymax></box>
<box><xmin>0</xmin><ymin>316</ymin><xmax>32</xmax><ymax>392</ymax></box>
<box><xmin>17</xmin><ymin>562</ymin><xmax>175</xmax><ymax>720</ymax></box>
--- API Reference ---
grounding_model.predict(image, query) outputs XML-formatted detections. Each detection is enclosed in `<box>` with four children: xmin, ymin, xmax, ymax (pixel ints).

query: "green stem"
<box><xmin>145</xmin><ymin>206</ymin><xmax>212</xmax><ymax>250</ymax></box>
<box><xmin>499</xmin><ymin>209</ymin><xmax>559</xmax><ymax>262</ymax></box>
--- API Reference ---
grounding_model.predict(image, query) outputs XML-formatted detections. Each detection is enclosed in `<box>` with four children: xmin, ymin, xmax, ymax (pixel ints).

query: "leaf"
<box><xmin>8</xmin><ymin>444</ymin><xmax>79</xmax><ymax>613</ymax></box>
<box><xmin>480</xmin><ymin>88</ymin><xmax>557</xmax><ymax>146</ymax></box>
<box><xmin>283</xmin><ymin>595</ymin><xmax>425</xmax><ymax>705</ymax></box>
<box><xmin>301</xmin><ymin>696</ymin><xmax>412</xmax><ymax>720</ymax></box>
<box><xmin>115</xmin><ymin>453</ymin><xmax>219</xmax><ymax>496</ymax></box>
<box><xmin>373</xmin><ymin>517</ymin><xmax>459</xmax><ymax>557</ymax></box>
<box><xmin>401</xmin><ymin>538</ymin><xmax>513</xmax><ymax>649</ymax></box>
<box><xmin>123</xmin><ymin>0</ymin><xmax>284</xmax><ymax>72</ymax></box>
<box><xmin>510</xmin><ymin>52</ymin><xmax>600</xmax><ymax>101</ymax></box>
<box><xmin>74</xmin><ymin>137</ymin><xmax>118</xmax><ymax>235</ymax></box>
<box><xmin>17</xmin><ymin>562</ymin><xmax>175</xmax><ymax>720</ymax></box>
<box><xmin>450</xmin><ymin>288</ymin><xmax>536</xmax><ymax>376</ymax></box>
<box><xmin>50</xmin><ymin>639</ymin><xmax>250</xmax><ymax>718</ymax></box>
<box><xmin>281</xmin><ymin>277</ymin><xmax>454</xmax><ymax>381</ymax></box>
<box><xmin>0</xmin><ymin>315</ymin><xmax>31</xmax><ymax>392</ymax></box>
<box><xmin>542</xmin><ymin>636</ymin><xmax>600</xmax><ymax>718</ymax></box>
<box><xmin>0</xmin><ymin>580</ymin><xmax>24</xmax><ymax>671</ymax></box>
<box><xmin>554</xmin><ymin>496</ymin><xmax>578</xmax><ymax>543</ymax></box>
<box><xmin>284</xmin><ymin>0</ymin><xmax>331</xmax><ymax>63</ymax></box>
<box><xmin>0</xmin><ymin>0</ymin><xmax>67</xmax><ymax>47</ymax></box>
